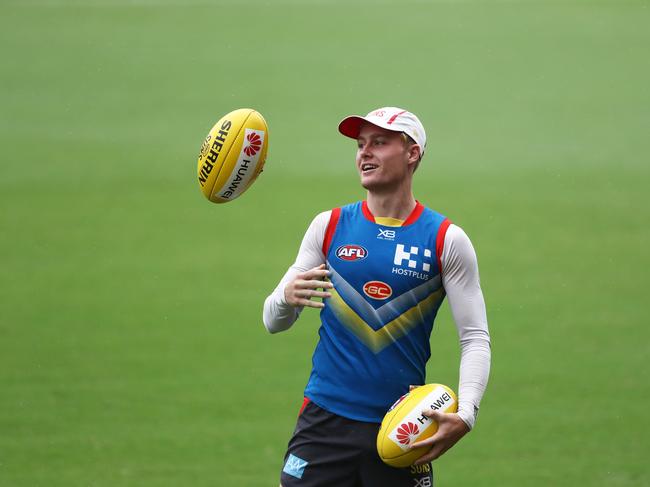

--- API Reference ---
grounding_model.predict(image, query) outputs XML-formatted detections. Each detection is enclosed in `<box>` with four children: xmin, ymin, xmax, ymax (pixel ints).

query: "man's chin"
<box><xmin>359</xmin><ymin>177</ymin><xmax>375</xmax><ymax>191</ymax></box>
<box><xmin>360</xmin><ymin>177</ymin><xmax>388</xmax><ymax>192</ymax></box>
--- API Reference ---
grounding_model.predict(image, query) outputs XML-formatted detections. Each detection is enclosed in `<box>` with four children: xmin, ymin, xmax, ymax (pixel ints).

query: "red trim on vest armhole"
<box><xmin>299</xmin><ymin>397</ymin><xmax>311</xmax><ymax>416</ymax></box>
<box><xmin>361</xmin><ymin>200</ymin><xmax>374</xmax><ymax>222</ymax></box>
<box><xmin>402</xmin><ymin>201</ymin><xmax>425</xmax><ymax>226</ymax></box>
<box><xmin>436</xmin><ymin>218</ymin><xmax>452</xmax><ymax>274</ymax></box>
<box><xmin>322</xmin><ymin>208</ymin><xmax>341</xmax><ymax>256</ymax></box>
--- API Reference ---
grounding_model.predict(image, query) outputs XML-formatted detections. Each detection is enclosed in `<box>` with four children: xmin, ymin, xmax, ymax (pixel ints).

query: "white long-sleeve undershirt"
<box><xmin>262</xmin><ymin>211</ymin><xmax>491</xmax><ymax>429</ymax></box>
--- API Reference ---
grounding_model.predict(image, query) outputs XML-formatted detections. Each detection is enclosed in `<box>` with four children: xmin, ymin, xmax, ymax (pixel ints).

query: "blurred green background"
<box><xmin>1</xmin><ymin>0</ymin><xmax>648</xmax><ymax>485</ymax></box>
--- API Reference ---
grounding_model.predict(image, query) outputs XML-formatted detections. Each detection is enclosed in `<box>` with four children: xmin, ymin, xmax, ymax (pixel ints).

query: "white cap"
<box><xmin>338</xmin><ymin>107</ymin><xmax>427</xmax><ymax>156</ymax></box>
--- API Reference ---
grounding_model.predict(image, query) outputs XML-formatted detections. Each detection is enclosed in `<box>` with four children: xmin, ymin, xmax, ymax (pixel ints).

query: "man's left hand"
<box><xmin>409</xmin><ymin>410</ymin><xmax>469</xmax><ymax>465</ymax></box>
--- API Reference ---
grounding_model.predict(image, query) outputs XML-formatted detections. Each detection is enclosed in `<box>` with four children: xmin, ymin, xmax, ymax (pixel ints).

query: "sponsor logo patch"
<box><xmin>396</xmin><ymin>422</ymin><xmax>420</xmax><ymax>445</ymax></box>
<box><xmin>377</xmin><ymin>229</ymin><xmax>396</xmax><ymax>241</ymax></box>
<box><xmin>414</xmin><ymin>477</ymin><xmax>432</xmax><ymax>487</ymax></box>
<box><xmin>410</xmin><ymin>463</ymin><xmax>432</xmax><ymax>474</ymax></box>
<box><xmin>392</xmin><ymin>244</ymin><xmax>433</xmax><ymax>281</ymax></box>
<box><xmin>243</xmin><ymin>131</ymin><xmax>262</xmax><ymax>157</ymax></box>
<box><xmin>283</xmin><ymin>454</ymin><xmax>308</xmax><ymax>479</ymax></box>
<box><xmin>363</xmin><ymin>281</ymin><xmax>392</xmax><ymax>300</ymax></box>
<box><xmin>394</xmin><ymin>244</ymin><xmax>432</xmax><ymax>272</ymax></box>
<box><xmin>336</xmin><ymin>244</ymin><xmax>368</xmax><ymax>261</ymax></box>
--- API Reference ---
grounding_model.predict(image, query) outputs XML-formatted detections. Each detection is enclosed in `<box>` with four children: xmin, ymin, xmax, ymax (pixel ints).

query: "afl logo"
<box><xmin>336</xmin><ymin>244</ymin><xmax>368</xmax><ymax>261</ymax></box>
<box><xmin>363</xmin><ymin>281</ymin><xmax>392</xmax><ymax>300</ymax></box>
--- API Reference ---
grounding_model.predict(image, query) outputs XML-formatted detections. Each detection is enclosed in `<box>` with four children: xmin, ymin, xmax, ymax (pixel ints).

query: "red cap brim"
<box><xmin>338</xmin><ymin>116</ymin><xmax>366</xmax><ymax>139</ymax></box>
<box><xmin>338</xmin><ymin>115</ymin><xmax>404</xmax><ymax>140</ymax></box>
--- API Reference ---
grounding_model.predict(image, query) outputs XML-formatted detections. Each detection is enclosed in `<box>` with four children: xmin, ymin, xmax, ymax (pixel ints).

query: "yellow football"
<box><xmin>376</xmin><ymin>384</ymin><xmax>458</xmax><ymax>468</ymax></box>
<box><xmin>197</xmin><ymin>108</ymin><xmax>269</xmax><ymax>203</ymax></box>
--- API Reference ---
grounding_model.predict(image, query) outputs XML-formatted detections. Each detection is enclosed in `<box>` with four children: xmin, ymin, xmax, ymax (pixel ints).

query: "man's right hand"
<box><xmin>284</xmin><ymin>264</ymin><xmax>333</xmax><ymax>309</ymax></box>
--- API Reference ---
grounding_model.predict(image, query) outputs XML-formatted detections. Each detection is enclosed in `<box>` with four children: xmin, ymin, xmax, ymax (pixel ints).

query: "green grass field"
<box><xmin>1</xmin><ymin>0</ymin><xmax>649</xmax><ymax>485</ymax></box>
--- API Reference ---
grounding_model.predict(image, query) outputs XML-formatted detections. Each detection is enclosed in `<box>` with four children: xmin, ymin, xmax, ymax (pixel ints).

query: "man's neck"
<box><xmin>366</xmin><ymin>190</ymin><xmax>417</xmax><ymax>221</ymax></box>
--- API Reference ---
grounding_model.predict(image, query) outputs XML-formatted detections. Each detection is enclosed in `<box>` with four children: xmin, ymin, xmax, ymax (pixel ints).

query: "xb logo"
<box><xmin>377</xmin><ymin>229</ymin><xmax>396</xmax><ymax>241</ymax></box>
<box><xmin>414</xmin><ymin>478</ymin><xmax>432</xmax><ymax>487</ymax></box>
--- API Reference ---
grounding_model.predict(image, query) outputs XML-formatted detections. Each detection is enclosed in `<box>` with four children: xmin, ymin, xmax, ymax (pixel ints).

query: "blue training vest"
<box><xmin>304</xmin><ymin>201</ymin><xmax>450</xmax><ymax>422</ymax></box>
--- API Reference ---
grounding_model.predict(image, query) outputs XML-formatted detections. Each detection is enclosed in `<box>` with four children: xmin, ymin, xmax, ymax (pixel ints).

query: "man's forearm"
<box><xmin>263</xmin><ymin>267</ymin><xmax>302</xmax><ymax>333</ymax></box>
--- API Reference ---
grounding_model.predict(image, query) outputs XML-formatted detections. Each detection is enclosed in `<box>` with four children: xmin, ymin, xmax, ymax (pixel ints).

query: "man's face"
<box><xmin>356</xmin><ymin>123</ymin><xmax>414</xmax><ymax>192</ymax></box>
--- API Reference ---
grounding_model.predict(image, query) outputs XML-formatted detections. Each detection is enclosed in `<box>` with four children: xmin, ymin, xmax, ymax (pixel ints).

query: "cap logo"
<box><xmin>371</xmin><ymin>110</ymin><xmax>386</xmax><ymax>117</ymax></box>
<box><xmin>386</xmin><ymin>110</ymin><xmax>408</xmax><ymax>125</ymax></box>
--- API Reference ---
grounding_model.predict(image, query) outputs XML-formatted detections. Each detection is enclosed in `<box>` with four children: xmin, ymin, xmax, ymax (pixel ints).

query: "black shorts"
<box><xmin>280</xmin><ymin>399</ymin><xmax>434</xmax><ymax>487</ymax></box>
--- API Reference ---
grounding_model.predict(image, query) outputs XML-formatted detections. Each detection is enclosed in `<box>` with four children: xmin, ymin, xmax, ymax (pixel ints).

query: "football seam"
<box><xmin>380</xmin><ymin>392</ymin><xmax>417</xmax><ymax>459</ymax></box>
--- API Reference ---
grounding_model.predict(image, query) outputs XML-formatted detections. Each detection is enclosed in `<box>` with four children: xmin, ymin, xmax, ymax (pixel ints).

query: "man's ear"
<box><xmin>407</xmin><ymin>144</ymin><xmax>422</xmax><ymax>165</ymax></box>
<box><xmin>408</xmin><ymin>144</ymin><xmax>422</xmax><ymax>162</ymax></box>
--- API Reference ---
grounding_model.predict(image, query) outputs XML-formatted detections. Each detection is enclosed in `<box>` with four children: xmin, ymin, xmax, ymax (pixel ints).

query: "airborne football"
<box><xmin>197</xmin><ymin>108</ymin><xmax>269</xmax><ymax>203</ymax></box>
<box><xmin>376</xmin><ymin>384</ymin><xmax>458</xmax><ymax>468</ymax></box>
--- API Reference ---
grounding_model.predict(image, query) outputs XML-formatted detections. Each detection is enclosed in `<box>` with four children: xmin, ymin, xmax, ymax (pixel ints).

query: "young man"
<box><xmin>263</xmin><ymin>107</ymin><xmax>491</xmax><ymax>487</ymax></box>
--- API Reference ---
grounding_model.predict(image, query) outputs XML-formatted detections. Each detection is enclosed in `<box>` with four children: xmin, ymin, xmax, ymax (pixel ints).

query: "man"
<box><xmin>263</xmin><ymin>107</ymin><xmax>491</xmax><ymax>487</ymax></box>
